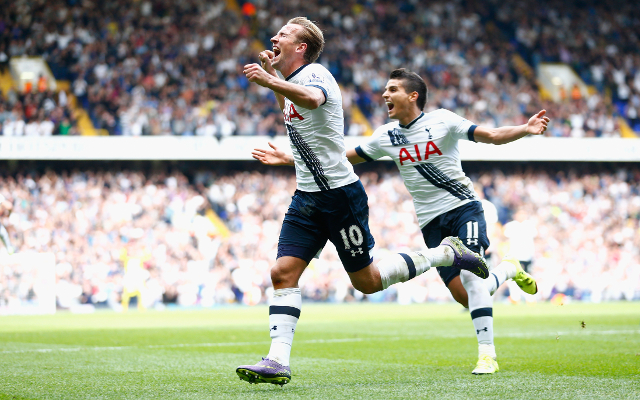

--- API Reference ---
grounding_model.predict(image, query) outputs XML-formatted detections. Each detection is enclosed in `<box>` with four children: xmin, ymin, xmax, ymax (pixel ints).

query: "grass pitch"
<box><xmin>0</xmin><ymin>302</ymin><xmax>638</xmax><ymax>399</ymax></box>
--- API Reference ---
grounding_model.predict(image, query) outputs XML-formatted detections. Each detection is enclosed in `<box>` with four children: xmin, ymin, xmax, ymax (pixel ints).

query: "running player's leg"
<box><xmin>237</xmin><ymin>191</ymin><xmax>326</xmax><ymax>386</ymax></box>
<box><xmin>446</xmin><ymin>276</ymin><xmax>468</xmax><ymax>307</ymax></box>
<box><xmin>421</xmin><ymin>214</ymin><xmax>466</xmax><ymax>306</ymax></box>
<box><xmin>452</xmin><ymin>201</ymin><xmax>498</xmax><ymax>374</ymax></box>
<box><xmin>326</xmin><ymin>181</ymin><xmax>478</xmax><ymax>293</ymax></box>
<box><xmin>484</xmin><ymin>256</ymin><xmax>537</xmax><ymax>296</ymax></box>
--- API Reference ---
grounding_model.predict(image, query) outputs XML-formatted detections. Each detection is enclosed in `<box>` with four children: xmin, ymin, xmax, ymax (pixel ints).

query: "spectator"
<box><xmin>1</xmin><ymin>164</ymin><xmax>637</xmax><ymax>308</ymax></box>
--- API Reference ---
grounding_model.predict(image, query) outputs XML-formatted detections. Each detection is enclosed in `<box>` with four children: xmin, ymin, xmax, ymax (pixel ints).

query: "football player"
<box><xmin>253</xmin><ymin>68</ymin><xmax>546</xmax><ymax>374</ymax></box>
<box><xmin>238</xmin><ymin>20</ymin><xmax>489</xmax><ymax>385</ymax></box>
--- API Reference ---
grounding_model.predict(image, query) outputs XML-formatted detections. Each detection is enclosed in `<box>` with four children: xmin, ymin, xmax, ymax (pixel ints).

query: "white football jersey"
<box><xmin>282</xmin><ymin>64</ymin><xmax>358</xmax><ymax>192</ymax></box>
<box><xmin>357</xmin><ymin>109</ymin><xmax>479</xmax><ymax>228</ymax></box>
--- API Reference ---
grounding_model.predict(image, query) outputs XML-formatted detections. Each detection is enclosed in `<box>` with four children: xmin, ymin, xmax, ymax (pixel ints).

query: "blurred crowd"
<box><xmin>0</xmin><ymin>88</ymin><xmax>78</xmax><ymax>136</ymax></box>
<box><xmin>503</xmin><ymin>1</ymin><xmax>640</xmax><ymax>131</ymax></box>
<box><xmin>1</xmin><ymin>163</ymin><xmax>638</xmax><ymax>310</ymax></box>
<box><xmin>0</xmin><ymin>0</ymin><xmax>637</xmax><ymax>136</ymax></box>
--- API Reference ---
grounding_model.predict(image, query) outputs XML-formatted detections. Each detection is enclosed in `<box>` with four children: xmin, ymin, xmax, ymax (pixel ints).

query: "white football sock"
<box><xmin>377</xmin><ymin>247</ymin><xmax>454</xmax><ymax>289</ymax></box>
<box><xmin>461</xmin><ymin>270</ymin><xmax>495</xmax><ymax>356</ymax></box>
<box><xmin>266</xmin><ymin>288</ymin><xmax>301</xmax><ymax>367</ymax></box>
<box><xmin>478</xmin><ymin>343</ymin><xmax>496</xmax><ymax>360</ymax></box>
<box><xmin>484</xmin><ymin>260</ymin><xmax>518</xmax><ymax>295</ymax></box>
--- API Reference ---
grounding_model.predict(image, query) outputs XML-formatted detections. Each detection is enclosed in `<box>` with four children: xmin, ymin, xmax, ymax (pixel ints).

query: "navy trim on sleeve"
<box><xmin>306</xmin><ymin>84</ymin><xmax>327</xmax><ymax>105</ymax></box>
<box><xmin>355</xmin><ymin>146</ymin><xmax>375</xmax><ymax>162</ymax></box>
<box><xmin>467</xmin><ymin>125</ymin><xmax>478</xmax><ymax>142</ymax></box>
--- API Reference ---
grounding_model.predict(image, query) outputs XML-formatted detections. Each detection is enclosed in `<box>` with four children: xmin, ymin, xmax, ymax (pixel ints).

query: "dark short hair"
<box><xmin>288</xmin><ymin>17</ymin><xmax>324</xmax><ymax>64</ymax></box>
<box><xmin>389</xmin><ymin>68</ymin><xmax>428</xmax><ymax>110</ymax></box>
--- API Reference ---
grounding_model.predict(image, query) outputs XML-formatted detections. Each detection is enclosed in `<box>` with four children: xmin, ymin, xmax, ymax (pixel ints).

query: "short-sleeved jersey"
<box><xmin>356</xmin><ymin>109</ymin><xmax>479</xmax><ymax>228</ymax></box>
<box><xmin>282</xmin><ymin>64</ymin><xmax>358</xmax><ymax>192</ymax></box>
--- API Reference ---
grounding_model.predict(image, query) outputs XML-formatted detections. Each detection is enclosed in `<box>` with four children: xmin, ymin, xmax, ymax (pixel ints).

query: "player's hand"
<box><xmin>252</xmin><ymin>142</ymin><xmax>293</xmax><ymax>166</ymax></box>
<box><xmin>527</xmin><ymin>110</ymin><xmax>550</xmax><ymax>136</ymax></box>
<box><xmin>258</xmin><ymin>50</ymin><xmax>277</xmax><ymax>75</ymax></box>
<box><xmin>243</xmin><ymin>63</ymin><xmax>274</xmax><ymax>88</ymax></box>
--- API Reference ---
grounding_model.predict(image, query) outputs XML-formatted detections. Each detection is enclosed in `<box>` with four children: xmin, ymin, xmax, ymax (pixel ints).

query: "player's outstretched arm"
<box><xmin>243</xmin><ymin>62</ymin><xmax>325</xmax><ymax>110</ymax></box>
<box><xmin>346</xmin><ymin>148</ymin><xmax>367</xmax><ymax>165</ymax></box>
<box><xmin>252</xmin><ymin>142</ymin><xmax>294</xmax><ymax>166</ymax></box>
<box><xmin>474</xmin><ymin>110</ymin><xmax>550</xmax><ymax>145</ymax></box>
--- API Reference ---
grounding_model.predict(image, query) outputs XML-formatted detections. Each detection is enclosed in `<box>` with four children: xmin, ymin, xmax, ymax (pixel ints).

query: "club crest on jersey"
<box><xmin>398</xmin><ymin>142</ymin><xmax>443</xmax><ymax>165</ymax></box>
<box><xmin>425</xmin><ymin>127</ymin><xmax>432</xmax><ymax>139</ymax></box>
<box><xmin>387</xmin><ymin>128</ymin><xmax>409</xmax><ymax>146</ymax></box>
<box><xmin>284</xmin><ymin>103</ymin><xmax>304</xmax><ymax>122</ymax></box>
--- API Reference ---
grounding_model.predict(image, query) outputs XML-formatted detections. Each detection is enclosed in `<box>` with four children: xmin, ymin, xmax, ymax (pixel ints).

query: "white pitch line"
<box><xmin>1</xmin><ymin>330</ymin><xmax>637</xmax><ymax>355</ymax></box>
<box><xmin>0</xmin><ymin>337</ymin><xmax>366</xmax><ymax>354</ymax></box>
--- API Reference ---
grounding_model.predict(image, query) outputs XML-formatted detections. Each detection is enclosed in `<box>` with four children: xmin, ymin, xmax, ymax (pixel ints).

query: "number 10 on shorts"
<box><xmin>339</xmin><ymin>225</ymin><xmax>364</xmax><ymax>256</ymax></box>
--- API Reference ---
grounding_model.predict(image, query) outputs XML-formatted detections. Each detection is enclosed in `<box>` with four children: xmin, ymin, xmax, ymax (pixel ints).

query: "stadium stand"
<box><xmin>0</xmin><ymin>0</ymin><xmax>639</xmax><ymax>311</ymax></box>
<box><xmin>0</xmin><ymin>0</ymin><xmax>638</xmax><ymax>136</ymax></box>
<box><xmin>1</xmin><ymin>163</ymin><xmax>638</xmax><ymax>309</ymax></box>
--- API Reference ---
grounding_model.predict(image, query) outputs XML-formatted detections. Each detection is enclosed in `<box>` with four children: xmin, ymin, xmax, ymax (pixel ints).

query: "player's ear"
<box><xmin>296</xmin><ymin>42</ymin><xmax>307</xmax><ymax>54</ymax></box>
<box><xmin>409</xmin><ymin>91</ymin><xmax>419</xmax><ymax>103</ymax></box>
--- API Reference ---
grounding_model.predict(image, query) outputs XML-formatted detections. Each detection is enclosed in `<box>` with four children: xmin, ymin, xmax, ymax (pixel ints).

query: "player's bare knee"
<box><xmin>351</xmin><ymin>280</ymin><xmax>377</xmax><ymax>295</ymax></box>
<box><xmin>270</xmin><ymin>264</ymin><xmax>297</xmax><ymax>288</ymax></box>
<box><xmin>270</xmin><ymin>265</ymin><xmax>287</xmax><ymax>287</ymax></box>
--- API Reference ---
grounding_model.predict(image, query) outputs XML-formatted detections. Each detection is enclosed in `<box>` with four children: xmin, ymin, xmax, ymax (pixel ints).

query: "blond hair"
<box><xmin>287</xmin><ymin>17</ymin><xmax>324</xmax><ymax>63</ymax></box>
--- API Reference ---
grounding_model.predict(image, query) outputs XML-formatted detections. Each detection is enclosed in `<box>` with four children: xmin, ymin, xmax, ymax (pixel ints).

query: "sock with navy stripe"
<box><xmin>377</xmin><ymin>246</ymin><xmax>454</xmax><ymax>289</ymax></box>
<box><xmin>461</xmin><ymin>270</ymin><xmax>496</xmax><ymax>358</ymax></box>
<box><xmin>484</xmin><ymin>260</ymin><xmax>518</xmax><ymax>295</ymax></box>
<box><xmin>266</xmin><ymin>288</ymin><xmax>301</xmax><ymax>367</ymax></box>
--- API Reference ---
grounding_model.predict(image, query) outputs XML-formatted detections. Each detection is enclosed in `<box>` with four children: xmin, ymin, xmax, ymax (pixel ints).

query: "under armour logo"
<box><xmin>270</xmin><ymin>326</ymin><xmax>277</xmax><ymax>331</ymax></box>
<box><xmin>350</xmin><ymin>248</ymin><xmax>364</xmax><ymax>257</ymax></box>
<box><xmin>476</xmin><ymin>327</ymin><xmax>488</xmax><ymax>334</ymax></box>
<box><xmin>425</xmin><ymin>127</ymin><xmax>432</xmax><ymax>139</ymax></box>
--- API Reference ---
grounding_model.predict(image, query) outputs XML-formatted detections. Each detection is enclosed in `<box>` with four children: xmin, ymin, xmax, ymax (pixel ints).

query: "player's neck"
<box><xmin>280</xmin><ymin>60</ymin><xmax>308</xmax><ymax>80</ymax></box>
<box><xmin>398</xmin><ymin>109</ymin><xmax>423</xmax><ymax>127</ymax></box>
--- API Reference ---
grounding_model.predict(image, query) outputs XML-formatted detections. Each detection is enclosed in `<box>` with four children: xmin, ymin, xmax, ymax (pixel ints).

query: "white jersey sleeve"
<box><xmin>300</xmin><ymin>70</ymin><xmax>330</xmax><ymax>105</ymax></box>
<box><xmin>355</xmin><ymin>125</ymin><xmax>388</xmax><ymax>161</ymax></box>
<box><xmin>440</xmin><ymin>108</ymin><xmax>477</xmax><ymax>142</ymax></box>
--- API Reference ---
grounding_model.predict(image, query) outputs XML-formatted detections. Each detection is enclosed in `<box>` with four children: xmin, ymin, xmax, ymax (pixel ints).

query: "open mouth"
<box><xmin>273</xmin><ymin>48</ymin><xmax>281</xmax><ymax>58</ymax></box>
<box><xmin>386</xmin><ymin>102</ymin><xmax>394</xmax><ymax>111</ymax></box>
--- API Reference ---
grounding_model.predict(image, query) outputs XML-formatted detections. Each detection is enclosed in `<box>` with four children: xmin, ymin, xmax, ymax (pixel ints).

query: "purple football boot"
<box><xmin>236</xmin><ymin>358</ymin><xmax>291</xmax><ymax>386</ymax></box>
<box><xmin>440</xmin><ymin>236</ymin><xmax>489</xmax><ymax>279</ymax></box>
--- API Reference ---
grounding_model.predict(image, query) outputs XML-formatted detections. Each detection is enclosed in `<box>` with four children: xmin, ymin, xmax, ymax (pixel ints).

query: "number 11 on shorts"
<box><xmin>466</xmin><ymin>221</ymin><xmax>479</xmax><ymax>246</ymax></box>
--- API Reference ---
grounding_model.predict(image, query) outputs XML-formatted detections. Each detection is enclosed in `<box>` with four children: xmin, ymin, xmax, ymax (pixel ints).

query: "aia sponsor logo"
<box><xmin>399</xmin><ymin>142</ymin><xmax>442</xmax><ymax>165</ymax></box>
<box><xmin>283</xmin><ymin>103</ymin><xmax>304</xmax><ymax>122</ymax></box>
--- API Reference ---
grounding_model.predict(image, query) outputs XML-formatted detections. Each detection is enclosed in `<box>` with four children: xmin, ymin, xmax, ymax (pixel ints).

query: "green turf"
<box><xmin>1</xmin><ymin>302</ymin><xmax>639</xmax><ymax>399</ymax></box>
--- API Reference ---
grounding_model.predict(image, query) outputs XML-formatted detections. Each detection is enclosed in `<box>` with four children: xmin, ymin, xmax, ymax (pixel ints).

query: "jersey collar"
<box><xmin>285</xmin><ymin>64</ymin><xmax>310</xmax><ymax>81</ymax></box>
<box><xmin>399</xmin><ymin>112</ymin><xmax>424</xmax><ymax>129</ymax></box>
